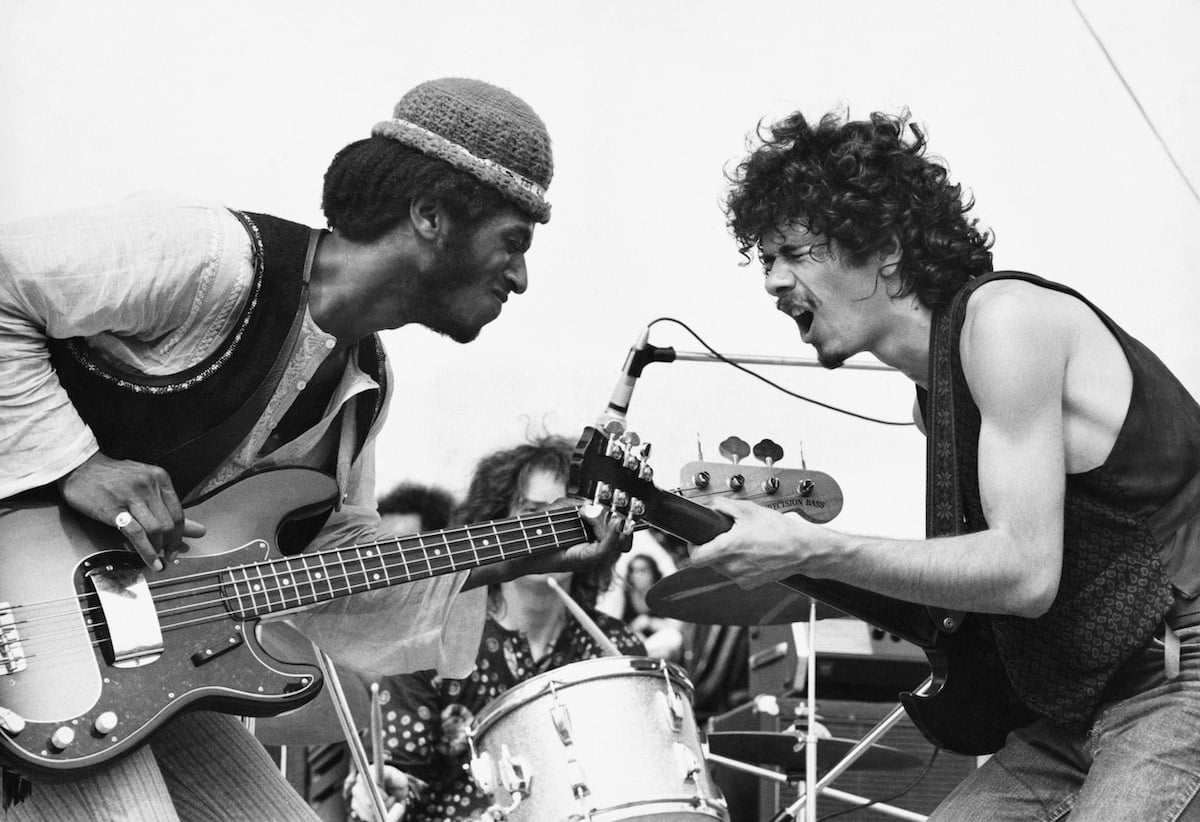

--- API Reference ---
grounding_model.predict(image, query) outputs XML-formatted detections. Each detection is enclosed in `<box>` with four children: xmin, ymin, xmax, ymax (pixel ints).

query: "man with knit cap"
<box><xmin>0</xmin><ymin>77</ymin><xmax>623</xmax><ymax>821</ymax></box>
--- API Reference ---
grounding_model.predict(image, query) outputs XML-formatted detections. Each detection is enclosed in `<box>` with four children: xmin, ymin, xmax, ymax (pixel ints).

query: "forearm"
<box><xmin>806</xmin><ymin>523</ymin><xmax>1061</xmax><ymax>618</ymax></box>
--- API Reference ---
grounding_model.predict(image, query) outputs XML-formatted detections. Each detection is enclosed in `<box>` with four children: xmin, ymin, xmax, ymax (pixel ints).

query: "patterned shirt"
<box><xmin>373</xmin><ymin>611</ymin><xmax>644</xmax><ymax>822</ymax></box>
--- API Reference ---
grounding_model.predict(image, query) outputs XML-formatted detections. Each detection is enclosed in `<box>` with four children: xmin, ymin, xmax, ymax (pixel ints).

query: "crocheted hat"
<box><xmin>373</xmin><ymin>78</ymin><xmax>553</xmax><ymax>223</ymax></box>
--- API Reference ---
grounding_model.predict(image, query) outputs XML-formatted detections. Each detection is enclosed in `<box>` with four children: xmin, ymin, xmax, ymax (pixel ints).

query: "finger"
<box><xmin>387</xmin><ymin>804</ymin><xmax>405</xmax><ymax>822</ymax></box>
<box><xmin>707</xmin><ymin>495</ymin><xmax>753</xmax><ymax>516</ymax></box>
<box><xmin>113</xmin><ymin>510</ymin><xmax>164</xmax><ymax>572</ymax></box>
<box><xmin>182</xmin><ymin>517</ymin><xmax>207</xmax><ymax>538</ymax></box>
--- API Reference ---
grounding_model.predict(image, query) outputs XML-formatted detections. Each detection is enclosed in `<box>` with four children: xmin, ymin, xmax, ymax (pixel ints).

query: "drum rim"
<box><xmin>469</xmin><ymin>655</ymin><xmax>694</xmax><ymax>738</ymax></box>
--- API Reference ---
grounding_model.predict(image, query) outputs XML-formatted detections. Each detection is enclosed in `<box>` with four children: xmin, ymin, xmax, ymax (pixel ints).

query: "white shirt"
<box><xmin>0</xmin><ymin>192</ymin><xmax>484</xmax><ymax>677</ymax></box>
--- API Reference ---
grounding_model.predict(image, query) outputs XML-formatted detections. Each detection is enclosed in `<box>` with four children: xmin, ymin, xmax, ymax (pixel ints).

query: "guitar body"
<box><xmin>898</xmin><ymin>615</ymin><xmax>1039</xmax><ymax>755</ymax></box>
<box><xmin>777</xmin><ymin>575</ymin><xmax>1038</xmax><ymax>755</ymax></box>
<box><xmin>0</xmin><ymin>468</ymin><xmax>336</xmax><ymax>781</ymax></box>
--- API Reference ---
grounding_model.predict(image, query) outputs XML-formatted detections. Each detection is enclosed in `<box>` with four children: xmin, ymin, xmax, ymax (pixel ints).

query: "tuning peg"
<box><xmin>619</xmin><ymin>431</ymin><xmax>641</xmax><ymax>447</ymax></box>
<box><xmin>602</xmin><ymin>419</ymin><xmax>626</xmax><ymax>437</ymax></box>
<box><xmin>638</xmin><ymin>462</ymin><xmax>654</xmax><ymax>482</ymax></box>
<box><xmin>719</xmin><ymin>436</ymin><xmax>750</xmax><ymax>465</ymax></box>
<box><xmin>752</xmin><ymin>438</ymin><xmax>784</xmax><ymax>467</ymax></box>
<box><xmin>593</xmin><ymin>483</ymin><xmax>613</xmax><ymax>506</ymax></box>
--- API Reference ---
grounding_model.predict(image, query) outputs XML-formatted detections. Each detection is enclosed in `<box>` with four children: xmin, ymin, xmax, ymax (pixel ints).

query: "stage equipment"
<box><xmin>706</xmin><ymin>731</ymin><xmax>920</xmax><ymax>773</ymax></box>
<box><xmin>468</xmin><ymin>656</ymin><xmax>727</xmax><ymax>821</ymax></box>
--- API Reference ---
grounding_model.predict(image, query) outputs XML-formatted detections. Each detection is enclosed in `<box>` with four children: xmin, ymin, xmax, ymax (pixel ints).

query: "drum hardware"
<box><xmin>468</xmin><ymin>656</ymin><xmax>728</xmax><ymax>821</ymax></box>
<box><xmin>706</xmin><ymin>732</ymin><xmax>920</xmax><ymax>773</ymax></box>
<box><xmin>310</xmin><ymin>643</ymin><xmax>391</xmax><ymax>822</ymax></box>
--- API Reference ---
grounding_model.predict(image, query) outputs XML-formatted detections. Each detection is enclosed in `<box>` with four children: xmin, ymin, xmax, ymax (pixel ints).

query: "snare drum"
<box><xmin>468</xmin><ymin>655</ymin><xmax>728</xmax><ymax>821</ymax></box>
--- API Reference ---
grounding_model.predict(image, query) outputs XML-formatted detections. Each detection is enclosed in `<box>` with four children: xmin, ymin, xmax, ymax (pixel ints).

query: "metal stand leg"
<box><xmin>772</xmin><ymin>672</ymin><xmax>937</xmax><ymax>822</ymax></box>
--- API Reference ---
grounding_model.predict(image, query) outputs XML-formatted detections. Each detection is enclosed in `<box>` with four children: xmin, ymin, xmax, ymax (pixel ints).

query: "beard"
<box><xmin>419</xmin><ymin>232</ymin><xmax>487</xmax><ymax>344</ymax></box>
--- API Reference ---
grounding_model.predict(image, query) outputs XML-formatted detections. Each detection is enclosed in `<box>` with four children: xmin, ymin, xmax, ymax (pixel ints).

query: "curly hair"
<box><xmin>724</xmin><ymin>109</ymin><xmax>993</xmax><ymax>310</ymax></box>
<box><xmin>377</xmin><ymin>482</ymin><xmax>457</xmax><ymax>531</ymax></box>
<box><xmin>321</xmin><ymin>137</ymin><xmax>526</xmax><ymax>242</ymax></box>
<box><xmin>453</xmin><ymin>435</ymin><xmax>615</xmax><ymax>611</ymax></box>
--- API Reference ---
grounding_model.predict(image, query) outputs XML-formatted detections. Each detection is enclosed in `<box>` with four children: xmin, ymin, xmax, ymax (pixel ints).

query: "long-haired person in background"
<box><xmin>346</xmin><ymin>436</ymin><xmax>644</xmax><ymax>822</ymax></box>
<box><xmin>688</xmin><ymin>108</ymin><xmax>1200</xmax><ymax>820</ymax></box>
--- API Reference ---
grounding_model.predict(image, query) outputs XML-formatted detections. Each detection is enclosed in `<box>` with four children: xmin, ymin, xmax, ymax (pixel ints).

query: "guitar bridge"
<box><xmin>0</xmin><ymin>603</ymin><xmax>27</xmax><ymax>675</ymax></box>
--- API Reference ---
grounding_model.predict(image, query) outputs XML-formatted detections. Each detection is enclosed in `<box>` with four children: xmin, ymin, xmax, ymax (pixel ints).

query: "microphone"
<box><xmin>595</xmin><ymin>325</ymin><xmax>676</xmax><ymax>435</ymax></box>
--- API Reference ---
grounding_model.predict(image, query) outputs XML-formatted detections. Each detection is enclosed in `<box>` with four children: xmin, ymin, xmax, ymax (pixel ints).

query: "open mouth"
<box><xmin>796</xmin><ymin>310</ymin><xmax>814</xmax><ymax>335</ymax></box>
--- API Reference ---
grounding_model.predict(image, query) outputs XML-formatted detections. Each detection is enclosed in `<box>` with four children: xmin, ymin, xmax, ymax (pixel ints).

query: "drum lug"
<box><xmin>675</xmin><ymin>741</ymin><xmax>702</xmax><ymax>784</ymax></box>
<box><xmin>497</xmin><ymin>744</ymin><xmax>532</xmax><ymax>797</ymax></box>
<box><xmin>551</xmin><ymin>703</ymin><xmax>574</xmax><ymax>746</ymax></box>
<box><xmin>663</xmin><ymin>666</ymin><xmax>684</xmax><ymax>730</ymax></box>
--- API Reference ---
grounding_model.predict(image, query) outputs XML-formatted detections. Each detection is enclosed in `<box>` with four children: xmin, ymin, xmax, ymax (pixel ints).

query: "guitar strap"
<box><xmin>920</xmin><ymin>288</ymin><xmax>970</xmax><ymax>635</ymax></box>
<box><xmin>163</xmin><ymin>220</ymin><xmax>320</xmax><ymax>500</ymax></box>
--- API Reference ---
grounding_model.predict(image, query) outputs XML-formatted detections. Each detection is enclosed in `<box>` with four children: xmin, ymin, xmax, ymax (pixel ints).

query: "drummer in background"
<box><xmin>346</xmin><ymin>436</ymin><xmax>645</xmax><ymax>822</ymax></box>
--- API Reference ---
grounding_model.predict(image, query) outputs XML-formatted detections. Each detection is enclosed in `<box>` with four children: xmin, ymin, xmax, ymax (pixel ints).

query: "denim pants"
<box><xmin>3</xmin><ymin>711</ymin><xmax>319</xmax><ymax>822</ymax></box>
<box><xmin>929</xmin><ymin>624</ymin><xmax>1200</xmax><ymax>821</ymax></box>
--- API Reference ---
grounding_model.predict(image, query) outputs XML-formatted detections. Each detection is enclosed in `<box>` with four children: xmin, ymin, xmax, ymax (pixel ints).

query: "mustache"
<box><xmin>776</xmin><ymin>296</ymin><xmax>806</xmax><ymax>314</ymax></box>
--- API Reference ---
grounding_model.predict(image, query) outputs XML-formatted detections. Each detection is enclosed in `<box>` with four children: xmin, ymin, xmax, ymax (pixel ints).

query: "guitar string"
<box><xmin>10</xmin><ymin>477</ymin><xmax>798</xmax><ymax>635</ymax></box>
<box><xmin>7</xmin><ymin>484</ymin><xmax>801</xmax><ymax>659</ymax></box>
<box><xmin>4</xmin><ymin>479</ymin><xmax>782</xmax><ymax>646</ymax></box>
<box><xmin>4</xmin><ymin>479</ymin><xmax>733</xmax><ymax>620</ymax></box>
<box><xmin>5</xmin><ymin>508</ymin><xmax>588</xmax><ymax>636</ymax></box>
<box><xmin>20</xmin><ymin>519</ymin><xmax>625</xmax><ymax>661</ymax></box>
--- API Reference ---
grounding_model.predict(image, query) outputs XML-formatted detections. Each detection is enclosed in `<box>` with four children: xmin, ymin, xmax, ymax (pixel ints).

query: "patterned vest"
<box><xmin>926</xmin><ymin>271</ymin><xmax>1200</xmax><ymax>730</ymax></box>
<box><xmin>47</xmin><ymin>211</ymin><xmax>385</xmax><ymax>499</ymax></box>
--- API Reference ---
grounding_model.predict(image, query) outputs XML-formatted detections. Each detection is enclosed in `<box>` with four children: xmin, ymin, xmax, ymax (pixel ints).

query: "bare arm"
<box><xmin>690</xmin><ymin>284</ymin><xmax>1070</xmax><ymax>618</ymax></box>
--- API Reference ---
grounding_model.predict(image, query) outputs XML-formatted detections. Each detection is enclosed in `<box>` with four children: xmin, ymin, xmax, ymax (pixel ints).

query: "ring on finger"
<box><xmin>114</xmin><ymin>511</ymin><xmax>134</xmax><ymax>530</ymax></box>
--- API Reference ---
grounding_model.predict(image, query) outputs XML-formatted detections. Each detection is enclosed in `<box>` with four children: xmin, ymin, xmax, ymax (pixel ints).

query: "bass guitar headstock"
<box><xmin>568</xmin><ymin>426</ymin><xmax>842</xmax><ymax>544</ymax></box>
<box><xmin>680</xmin><ymin>435</ymin><xmax>842</xmax><ymax>524</ymax></box>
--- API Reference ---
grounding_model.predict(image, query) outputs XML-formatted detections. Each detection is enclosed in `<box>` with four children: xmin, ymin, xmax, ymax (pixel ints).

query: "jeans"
<box><xmin>3</xmin><ymin>711</ymin><xmax>319</xmax><ymax>822</ymax></box>
<box><xmin>930</xmin><ymin>624</ymin><xmax>1200</xmax><ymax>821</ymax></box>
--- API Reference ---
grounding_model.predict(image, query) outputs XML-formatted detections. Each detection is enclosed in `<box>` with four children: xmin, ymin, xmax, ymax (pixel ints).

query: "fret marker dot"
<box><xmin>536</xmin><ymin>529</ymin><xmax>544</xmax><ymax>536</ymax></box>
<box><xmin>483</xmin><ymin>539</ymin><xmax>490</xmax><ymax>546</ymax></box>
<box><xmin>314</xmin><ymin>572</ymin><xmax>323</xmax><ymax>579</ymax></box>
<box><xmin>281</xmin><ymin>578</ymin><xmax>290</xmax><ymax>585</ymax></box>
<box><xmin>372</xmin><ymin>574</ymin><xmax>381</xmax><ymax>581</ymax></box>
<box><xmin>252</xmin><ymin>584</ymin><xmax>262</xmax><ymax>592</ymax></box>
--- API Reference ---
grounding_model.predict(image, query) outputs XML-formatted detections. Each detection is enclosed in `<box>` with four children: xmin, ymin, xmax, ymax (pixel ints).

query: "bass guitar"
<box><xmin>0</xmin><ymin>427</ymin><xmax>829</xmax><ymax>780</ymax></box>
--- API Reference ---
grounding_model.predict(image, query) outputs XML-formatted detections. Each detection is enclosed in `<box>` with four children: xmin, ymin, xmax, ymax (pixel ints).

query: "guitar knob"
<box><xmin>93</xmin><ymin>711</ymin><xmax>119</xmax><ymax>736</ymax></box>
<box><xmin>50</xmin><ymin>726</ymin><xmax>75</xmax><ymax>750</ymax></box>
<box><xmin>638</xmin><ymin>463</ymin><xmax>653</xmax><ymax>482</ymax></box>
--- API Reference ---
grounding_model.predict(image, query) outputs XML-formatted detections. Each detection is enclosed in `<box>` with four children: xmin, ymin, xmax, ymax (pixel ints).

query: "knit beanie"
<box><xmin>372</xmin><ymin>78</ymin><xmax>553</xmax><ymax>223</ymax></box>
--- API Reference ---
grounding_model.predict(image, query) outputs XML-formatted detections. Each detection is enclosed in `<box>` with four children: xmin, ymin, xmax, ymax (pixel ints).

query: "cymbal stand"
<box><xmin>311</xmin><ymin>643</ymin><xmax>391</xmax><ymax>822</ymax></box>
<box><xmin>770</xmin><ymin>645</ymin><xmax>937</xmax><ymax>822</ymax></box>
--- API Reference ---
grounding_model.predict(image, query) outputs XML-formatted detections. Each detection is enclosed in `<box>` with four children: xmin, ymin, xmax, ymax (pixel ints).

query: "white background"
<box><xmin>4</xmin><ymin>0</ymin><xmax>1198</xmax><ymax>541</ymax></box>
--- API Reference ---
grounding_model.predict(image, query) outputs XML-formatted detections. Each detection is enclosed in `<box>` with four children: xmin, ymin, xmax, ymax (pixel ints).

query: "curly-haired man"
<box><xmin>691</xmin><ymin>109</ymin><xmax>1200</xmax><ymax>820</ymax></box>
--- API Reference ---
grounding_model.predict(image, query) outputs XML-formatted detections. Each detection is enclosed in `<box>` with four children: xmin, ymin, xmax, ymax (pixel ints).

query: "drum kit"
<box><xmin>454</xmin><ymin>429</ymin><xmax>936</xmax><ymax>821</ymax></box>
<box><xmin>463</xmin><ymin>576</ymin><xmax>933</xmax><ymax>822</ymax></box>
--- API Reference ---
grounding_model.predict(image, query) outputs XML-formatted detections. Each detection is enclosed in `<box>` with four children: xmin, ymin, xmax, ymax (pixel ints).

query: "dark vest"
<box><xmin>47</xmin><ymin>211</ymin><xmax>385</xmax><ymax>499</ymax></box>
<box><xmin>927</xmin><ymin>271</ymin><xmax>1200</xmax><ymax>730</ymax></box>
